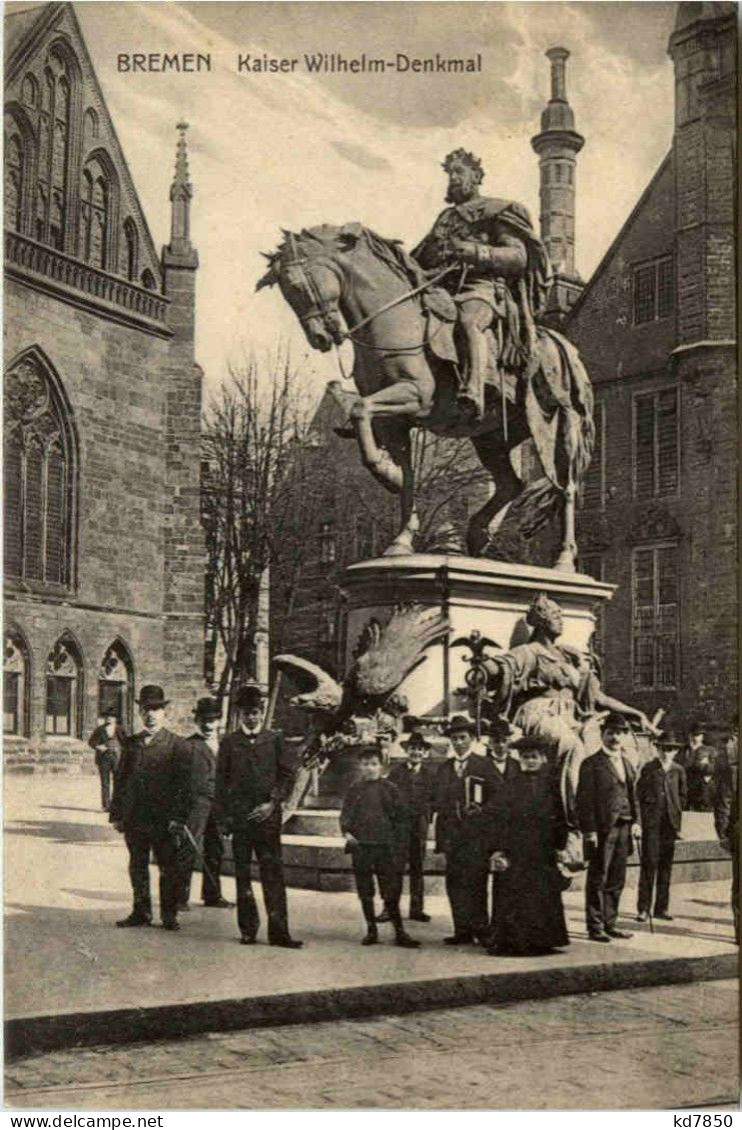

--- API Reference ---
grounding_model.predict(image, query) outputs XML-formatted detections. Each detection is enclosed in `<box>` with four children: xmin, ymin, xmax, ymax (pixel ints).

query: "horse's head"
<box><xmin>257</xmin><ymin>223</ymin><xmax>362</xmax><ymax>352</ymax></box>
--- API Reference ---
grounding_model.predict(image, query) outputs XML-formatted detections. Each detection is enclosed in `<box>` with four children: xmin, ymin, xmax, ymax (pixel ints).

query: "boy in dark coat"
<box><xmin>88</xmin><ymin>706</ymin><xmax>127</xmax><ymax>811</ymax></box>
<box><xmin>433</xmin><ymin>714</ymin><xmax>503</xmax><ymax>945</ymax></box>
<box><xmin>487</xmin><ymin>734</ymin><xmax>569</xmax><ymax>956</ymax></box>
<box><xmin>341</xmin><ymin>747</ymin><xmax>420</xmax><ymax>948</ymax></box>
<box><xmin>386</xmin><ymin>731</ymin><xmax>434</xmax><ymax>922</ymax></box>
<box><xmin>636</xmin><ymin>732</ymin><xmax>687</xmax><ymax>922</ymax></box>
<box><xmin>214</xmin><ymin>684</ymin><xmax>302</xmax><ymax>948</ymax></box>
<box><xmin>110</xmin><ymin>685</ymin><xmax>196</xmax><ymax>932</ymax></box>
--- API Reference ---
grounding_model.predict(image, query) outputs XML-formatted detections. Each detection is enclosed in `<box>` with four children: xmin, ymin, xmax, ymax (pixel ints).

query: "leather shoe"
<box><xmin>162</xmin><ymin>919</ymin><xmax>180</xmax><ymax>932</ymax></box>
<box><xmin>204</xmin><ymin>897</ymin><xmax>234</xmax><ymax>908</ymax></box>
<box><xmin>395</xmin><ymin>932</ymin><xmax>421</xmax><ymax>949</ymax></box>
<box><xmin>636</xmin><ymin>912</ymin><xmax>648</xmax><ymax>923</ymax></box>
<box><xmin>606</xmin><ymin>927</ymin><xmax>633</xmax><ymax>939</ymax></box>
<box><xmin>588</xmin><ymin>930</ymin><xmax>612</xmax><ymax>943</ymax></box>
<box><xmin>178</xmin><ymin>903</ymin><xmax>190</xmax><ymax>912</ymax></box>
<box><xmin>655</xmin><ymin>912</ymin><xmax>674</xmax><ymax>921</ymax></box>
<box><xmin>116</xmin><ymin>913</ymin><xmax>152</xmax><ymax>928</ymax></box>
<box><xmin>361</xmin><ymin>932</ymin><xmax>379</xmax><ymax>946</ymax></box>
<box><xmin>409</xmin><ymin>912</ymin><xmax>431</xmax><ymax>923</ymax></box>
<box><xmin>239</xmin><ymin>935</ymin><xmax>256</xmax><ymax>945</ymax></box>
<box><xmin>270</xmin><ymin>937</ymin><xmax>304</xmax><ymax>949</ymax></box>
<box><xmin>443</xmin><ymin>934</ymin><xmax>473</xmax><ymax>945</ymax></box>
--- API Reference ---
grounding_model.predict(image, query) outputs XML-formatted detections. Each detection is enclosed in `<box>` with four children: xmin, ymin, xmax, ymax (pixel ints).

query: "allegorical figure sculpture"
<box><xmin>481</xmin><ymin>593</ymin><xmax>657</xmax><ymax>820</ymax></box>
<box><xmin>412</xmin><ymin>147</ymin><xmax>551</xmax><ymax>423</ymax></box>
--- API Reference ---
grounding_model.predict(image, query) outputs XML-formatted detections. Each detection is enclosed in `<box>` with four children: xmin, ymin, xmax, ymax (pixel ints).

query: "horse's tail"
<box><xmin>541</xmin><ymin>327</ymin><xmax>595</xmax><ymax>487</ymax></box>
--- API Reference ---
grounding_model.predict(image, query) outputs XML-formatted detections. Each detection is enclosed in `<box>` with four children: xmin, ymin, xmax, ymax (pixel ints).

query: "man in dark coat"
<box><xmin>714</xmin><ymin>719</ymin><xmax>739</xmax><ymax>945</ymax></box>
<box><xmin>487</xmin><ymin>734</ymin><xmax>569</xmax><ymax>956</ymax></box>
<box><xmin>109</xmin><ymin>685</ymin><xmax>196</xmax><ymax>931</ymax></box>
<box><xmin>576</xmin><ymin>712</ymin><xmax>641</xmax><ymax>942</ymax></box>
<box><xmin>678</xmin><ymin>720</ymin><xmax>717</xmax><ymax>811</ymax></box>
<box><xmin>179</xmin><ymin>696</ymin><xmax>233</xmax><ymax>911</ymax></box>
<box><xmin>214</xmin><ymin>684</ymin><xmax>302</xmax><ymax>948</ymax></box>
<box><xmin>636</xmin><ymin>732</ymin><xmax>687</xmax><ymax>922</ymax></box>
<box><xmin>89</xmin><ymin>706</ymin><xmax>127</xmax><ymax>812</ymax></box>
<box><xmin>387</xmin><ymin>731</ymin><xmax>435</xmax><ymax>922</ymax></box>
<box><xmin>482</xmin><ymin>716</ymin><xmax>520</xmax><ymax>941</ymax></box>
<box><xmin>433</xmin><ymin>714</ymin><xmax>503</xmax><ymax>945</ymax></box>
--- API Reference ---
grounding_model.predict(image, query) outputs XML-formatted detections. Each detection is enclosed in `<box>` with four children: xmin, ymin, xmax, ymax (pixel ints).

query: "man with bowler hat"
<box><xmin>110</xmin><ymin>685</ymin><xmax>196</xmax><ymax>931</ymax></box>
<box><xmin>387</xmin><ymin>731</ymin><xmax>435</xmax><ymax>922</ymax></box>
<box><xmin>180</xmin><ymin>696</ymin><xmax>233</xmax><ymax>911</ymax></box>
<box><xmin>433</xmin><ymin>714</ymin><xmax>502</xmax><ymax>945</ymax></box>
<box><xmin>576</xmin><ymin>711</ymin><xmax>641</xmax><ymax>942</ymax></box>
<box><xmin>214</xmin><ymin>683</ymin><xmax>302</xmax><ymax>947</ymax></box>
<box><xmin>678</xmin><ymin>720</ymin><xmax>717</xmax><ymax>812</ymax></box>
<box><xmin>636</xmin><ymin>731</ymin><xmax>687</xmax><ymax>923</ymax></box>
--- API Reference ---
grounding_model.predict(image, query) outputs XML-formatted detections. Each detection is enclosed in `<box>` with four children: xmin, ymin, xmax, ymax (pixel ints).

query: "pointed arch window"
<box><xmin>122</xmin><ymin>219</ymin><xmax>138</xmax><ymax>282</ymax></box>
<box><xmin>79</xmin><ymin>158</ymin><xmax>110</xmax><ymax>269</ymax></box>
<box><xmin>99</xmin><ymin>641</ymin><xmax>134</xmax><ymax>728</ymax></box>
<box><xmin>4</xmin><ymin>630</ymin><xmax>30</xmax><ymax>736</ymax></box>
<box><xmin>4</xmin><ymin>352</ymin><xmax>77</xmax><ymax>589</ymax></box>
<box><xmin>46</xmin><ymin>635</ymin><xmax>82</xmax><ymax>737</ymax></box>
<box><xmin>4</xmin><ymin>129</ymin><xmax>24</xmax><ymax>231</ymax></box>
<box><xmin>31</xmin><ymin>48</ymin><xmax>73</xmax><ymax>248</ymax></box>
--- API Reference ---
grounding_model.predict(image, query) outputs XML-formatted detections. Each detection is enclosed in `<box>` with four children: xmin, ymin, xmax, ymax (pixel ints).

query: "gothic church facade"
<box><xmin>4</xmin><ymin>2</ymin><xmax>205</xmax><ymax>762</ymax></box>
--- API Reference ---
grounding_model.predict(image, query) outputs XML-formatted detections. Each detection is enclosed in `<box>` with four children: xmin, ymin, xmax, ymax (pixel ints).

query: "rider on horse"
<box><xmin>412</xmin><ymin>149</ymin><xmax>552</xmax><ymax>423</ymax></box>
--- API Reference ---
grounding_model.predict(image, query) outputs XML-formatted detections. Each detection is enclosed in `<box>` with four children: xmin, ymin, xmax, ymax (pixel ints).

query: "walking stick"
<box><xmin>634</xmin><ymin>831</ymin><xmax>654</xmax><ymax>935</ymax></box>
<box><xmin>181</xmin><ymin>824</ymin><xmax>221</xmax><ymax>895</ymax></box>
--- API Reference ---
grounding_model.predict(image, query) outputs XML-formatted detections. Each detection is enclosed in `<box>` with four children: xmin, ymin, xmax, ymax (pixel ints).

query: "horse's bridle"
<box><xmin>283</xmin><ymin>246</ymin><xmax>457</xmax><ymax>354</ymax></box>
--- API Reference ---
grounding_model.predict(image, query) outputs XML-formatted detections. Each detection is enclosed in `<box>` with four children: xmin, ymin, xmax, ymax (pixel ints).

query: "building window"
<box><xmin>354</xmin><ymin>515</ymin><xmax>376</xmax><ymax>561</ymax></box>
<box><xmin>33</xmin><ymin>48</ymin><xmax>73</xmax><ymax>249</ymax></box>
<box><xmin>4</xmin><ymin>126</ymin><xmax>25</xmax><ymax>231</ymax></box>
<box><xmin>319</xmin><ymin>521</ymin><xmax>336</xmax><ymax>565</ymax></box>
<box><xmin>46</xmin><ymin>635</ymin><xmax>82</xmax><ymax>736</ymax></box>
<box><xmin>578</xmin><ymin>554</ymin><xmax>605</xmax><ymax>659</ymax></box>
<box><xmin>579</xmin><ymin>401</ymin><xmax>604</xmax><ymax>509</ymax></box>
<box><xmin>4</xmin><ymin>630</ymin><xmax>30</xmax><ymax>736</ymax></box>
<box><xmin>98</xmin><ymin>640</ymin><xmax>134</xmax><ymax>727</ymax></box>
<box><xmin>319</xmin><ymin>610</ymin><xmax>337</xmax><ymax>645</ymax></box>
<box><xmin>4</xmin><ymin>351</ymin><xmax>77</xmax><ymax>588</ymax></box>
<box><xmin>633</xmin><ymin>256</ymin><xmax>674</xmax><ymax>325</ymax></box>
<box><xmin>79</xmin><ymin>159</ymin><xmax>109</xmax><ymax>269</ymax></box>
<box><xmin>634</xmin><ymin>388</ymin><xmax>679</xmax><ymax>500</ymax></box>
<box><xmin>122</xmin><ymin>218</ymin><xmax>138</xmax><ymax>282</ymax></box>
<box><xmin>632</xmin><ymin>544</ymin><xmax>679</xmax><ymax>690</ymax></box>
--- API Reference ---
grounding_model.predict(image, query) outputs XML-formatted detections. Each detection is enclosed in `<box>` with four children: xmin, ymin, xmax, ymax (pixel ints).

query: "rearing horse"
<box><xmin>257</xmin><ymin>222</ymin><xmax>594</xmax><ymax>570</ymax></box>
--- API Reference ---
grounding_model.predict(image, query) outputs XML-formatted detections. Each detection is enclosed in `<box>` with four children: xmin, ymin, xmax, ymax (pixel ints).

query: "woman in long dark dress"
<box><xmin>487</xmin><ymin>735</ymin><xmax>570</xmax><ymax>956</ymax></box>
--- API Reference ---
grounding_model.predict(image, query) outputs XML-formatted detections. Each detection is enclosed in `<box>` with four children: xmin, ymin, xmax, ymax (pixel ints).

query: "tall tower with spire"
<box><xmin>161</xmin><ymin>122</ymin><xmax>205</xmax><ymax>705</ymax></box>
<box><xmin>531</xmin><ymin>47</ymin><xmax>584</xmax><ymax>324</ymax></box>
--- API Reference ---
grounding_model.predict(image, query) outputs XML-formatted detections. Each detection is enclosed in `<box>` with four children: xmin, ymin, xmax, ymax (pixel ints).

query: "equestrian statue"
<box><xmin>257</xmin><ymin>148</ymin><xmax>594</xmax><ymax>571</ymax></box>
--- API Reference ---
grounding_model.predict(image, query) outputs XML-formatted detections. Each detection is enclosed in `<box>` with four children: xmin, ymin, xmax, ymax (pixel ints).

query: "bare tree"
<box><xmin>202</xmin><ymin>349</ymin><xmax>326</xmax><ymax>716</ymax></box>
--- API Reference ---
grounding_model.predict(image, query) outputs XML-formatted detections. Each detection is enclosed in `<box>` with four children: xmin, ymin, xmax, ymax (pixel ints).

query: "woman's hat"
<box><xmin>137</xmin><ymin>684</ymin><xmax>169</xmax><ymax>709</ymax></box>
<box><xmin>400</xmin><ymin>730</ymin><xmax>432</xmax><ymax>751</ymax></box>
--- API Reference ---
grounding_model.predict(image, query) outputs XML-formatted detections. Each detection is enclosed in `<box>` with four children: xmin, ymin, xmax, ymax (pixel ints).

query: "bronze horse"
<box><xmin>257</xmin><ymin>223</ymin><xmax>594</xmax><ymax>570</ymax></box>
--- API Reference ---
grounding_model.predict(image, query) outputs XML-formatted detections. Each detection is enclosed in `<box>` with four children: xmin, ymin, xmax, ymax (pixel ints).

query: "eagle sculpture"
<box><xmin>273</xmin><ymin>603</ymin><xmax>449</xmax><ymax>730</ymax></box>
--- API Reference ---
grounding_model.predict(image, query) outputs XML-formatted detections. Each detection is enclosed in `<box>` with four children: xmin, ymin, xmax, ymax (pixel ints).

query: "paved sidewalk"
<box><xmin>5</xmin><ymin>776</ymin><xmax>738</xmax><ymax>1055</ymax></box>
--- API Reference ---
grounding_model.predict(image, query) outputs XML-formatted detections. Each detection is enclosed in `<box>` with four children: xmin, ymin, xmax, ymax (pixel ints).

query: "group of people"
<box><xmin>92</xmin><ymin>682</ymin><xmax>739</xmax><ymax>953</ymax></box>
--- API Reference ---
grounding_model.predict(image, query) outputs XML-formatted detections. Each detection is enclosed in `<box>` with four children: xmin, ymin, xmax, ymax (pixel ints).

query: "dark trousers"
<box><xmin>731</xmin><ymin>834</ymin><xmax>739</xmax><ymax>945</ymax></box>
<box><xmin>398</xmin><ymin>819</ymin><xmax>427</xmax><ymax>915</ymax></box>
<box><xmin>96</xmin><ymin>756</ymin><xmax>116</xmax><ymax>811</ymax></box>
<box><xmin>180</xmin><ymin>804</ymin><xmax>224</xmax><ymax>905</ymax></box>
<box><xmin>585</xmin><ymin>821</ymin><xmax>631</xmax><ymax>933</ymax></box>
<box><xmin>444</xmin><ymin>838</ymin><xmax>489</xmax><ymax>940</ymax></box>
<box><xmin>351</xmin><ymin>843</ymin><xmax>402</xmax><ymax>906</ymax></box>
<box><xmin>124</xmin><ymin>825</ymin><xmax>180</xmax><ymax>922</ymax></box>
<box><xmin>637</xmin><ymin>816</ymin><xmax>676</xmax><ymax>916</ymax></box>
<box><xmin>232</xmin><ymin>824</ymin><xmax>291</xmax><ymax>942</ymax></box>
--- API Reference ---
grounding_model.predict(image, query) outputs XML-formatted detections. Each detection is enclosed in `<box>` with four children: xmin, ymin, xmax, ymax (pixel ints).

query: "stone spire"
<box><xmin>168</xmin><ymin>121</ymin><xmax>195</xmax><ymax>257</ymax></box>
<box><xmin>531</xmin><ymin>47</ymin><xmax>585</xmax><ymax>324</ymax></box>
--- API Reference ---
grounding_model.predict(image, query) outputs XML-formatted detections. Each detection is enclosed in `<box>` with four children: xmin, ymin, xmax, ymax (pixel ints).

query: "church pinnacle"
<box><xmin>168</xmin><ymin>121</ymin><xmax>194</xmax><ymax>254</ymax></box>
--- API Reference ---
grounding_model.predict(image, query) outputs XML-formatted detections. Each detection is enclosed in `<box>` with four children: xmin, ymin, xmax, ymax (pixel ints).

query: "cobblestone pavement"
<box><xmin>6</xmin><ymin>980</ymin><xmax>737</xmax><ymax>1110</ymax></box>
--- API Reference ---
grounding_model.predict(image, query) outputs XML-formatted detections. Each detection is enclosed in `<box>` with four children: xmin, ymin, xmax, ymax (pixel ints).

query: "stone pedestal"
<box><xmin>339</xmin><ymin>555</ymin><xmax>615</xmax><ymax>719</ymax></box>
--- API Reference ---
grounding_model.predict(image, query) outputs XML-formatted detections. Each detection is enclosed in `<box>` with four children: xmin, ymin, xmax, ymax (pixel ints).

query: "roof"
<box><xmin>4</xmin><ymin>2</ymin><xmax>53</xmax><ymax>65</ymax></box>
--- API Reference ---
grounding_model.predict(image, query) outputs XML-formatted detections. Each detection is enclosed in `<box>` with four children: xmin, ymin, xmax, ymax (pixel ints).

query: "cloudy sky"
<box><xmin>70</xmin><ymin>1</ymin><xmax>677</xmax><ymax>401</ymax></box>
